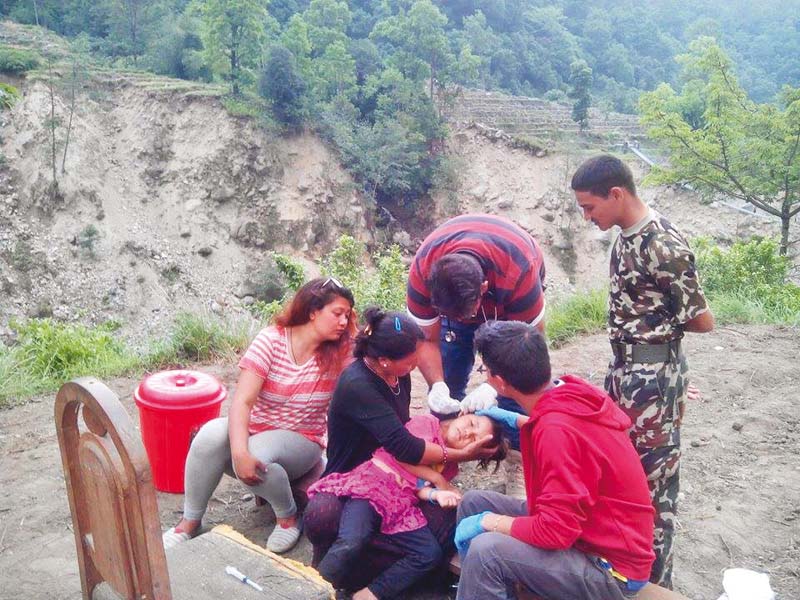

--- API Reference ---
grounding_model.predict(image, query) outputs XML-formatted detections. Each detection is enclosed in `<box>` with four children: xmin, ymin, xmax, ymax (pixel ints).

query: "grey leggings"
<box><xmin>183</xmin><ymin>417</ymin><xmax>322</xmax><ymax>521</ymax></box>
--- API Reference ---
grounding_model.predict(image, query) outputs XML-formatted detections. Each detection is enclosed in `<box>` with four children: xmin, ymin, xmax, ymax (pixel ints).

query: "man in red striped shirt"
<box><xmin>406</xmin><ymin>214</ymin><xmax>546</xmax><ymax>441</ymax></box>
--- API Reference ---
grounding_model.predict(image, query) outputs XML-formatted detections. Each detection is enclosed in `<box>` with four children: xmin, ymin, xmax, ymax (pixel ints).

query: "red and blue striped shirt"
<box><xmin>407</xmin><ymin>214</ymin><xmax>546</xmax><ymax>326</ymax></box>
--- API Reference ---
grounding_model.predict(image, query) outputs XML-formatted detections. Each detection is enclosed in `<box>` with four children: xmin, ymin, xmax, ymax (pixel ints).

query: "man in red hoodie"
<box><xmin>454</xmin><ymin>321</ymin><xmax>655</xmax><ymax>599</ymax></box>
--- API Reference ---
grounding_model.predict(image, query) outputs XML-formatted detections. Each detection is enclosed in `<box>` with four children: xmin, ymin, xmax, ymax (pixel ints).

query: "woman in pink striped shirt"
<box><xmin>162</xmin><ymin>277</ymin><xmax>356</xmax><ymax>553</ymax></box>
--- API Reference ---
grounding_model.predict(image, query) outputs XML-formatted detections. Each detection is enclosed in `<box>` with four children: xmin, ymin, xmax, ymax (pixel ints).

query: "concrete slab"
<box><xmin>94</xmin><ymin>525</ymin><xmax>333</xmax><ymax>599</ymax></box>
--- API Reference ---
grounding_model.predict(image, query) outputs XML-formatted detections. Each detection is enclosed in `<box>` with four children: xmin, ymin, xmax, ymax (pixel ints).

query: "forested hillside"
<box><xmin>2</xmin><ymin>0</ymin><xmax>798</xmax><ymax>111</ymax></box>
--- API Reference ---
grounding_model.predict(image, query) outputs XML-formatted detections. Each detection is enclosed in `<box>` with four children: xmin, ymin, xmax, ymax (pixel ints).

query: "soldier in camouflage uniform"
<box><xmin>571</xmin><ymin>155</ymin><xmax>715</xmax><ymax>589</ymax></box>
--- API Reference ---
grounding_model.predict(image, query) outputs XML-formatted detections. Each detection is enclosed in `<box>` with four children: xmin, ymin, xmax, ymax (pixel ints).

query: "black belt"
<box><xmin>611</xmin><ymin>339</ymin><xmax>681</xmax><ymax>364</ymax></box>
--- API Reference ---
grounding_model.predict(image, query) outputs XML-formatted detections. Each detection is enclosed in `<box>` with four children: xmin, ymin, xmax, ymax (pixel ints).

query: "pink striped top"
<box><xmin>238</xmin><ymin>326</ymin><xmax>338</xmax><ymax>446</ymax></box>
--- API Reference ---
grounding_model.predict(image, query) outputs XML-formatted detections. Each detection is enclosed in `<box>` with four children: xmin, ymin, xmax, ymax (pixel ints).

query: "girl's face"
<box><xmin>311</xmin><ymin>296</ymin><xmax>353</xmax><ymax>340</ymax></box>
<box><xmin>381</xmin><ymin>343</ymin><xmax>420</xmax><ymax>378</ymax></box>
<box><xmin>443</xmin><ymin>414</ymin><xmax>495</xmax><ymax>449</ymax></box>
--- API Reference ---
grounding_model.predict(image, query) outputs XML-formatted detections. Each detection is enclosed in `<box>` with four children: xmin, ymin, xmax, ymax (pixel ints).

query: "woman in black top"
<box><xmin>305</xmin><ymin>308</ymin><xmax>496</xmax><ymax>594</ymax></box>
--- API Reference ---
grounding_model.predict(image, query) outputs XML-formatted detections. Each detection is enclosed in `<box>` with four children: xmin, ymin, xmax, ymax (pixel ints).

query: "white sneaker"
<box><xmin>267</xmin><ymin>516</ymin><xmax>302</xmax><ymax>553</ymax></box>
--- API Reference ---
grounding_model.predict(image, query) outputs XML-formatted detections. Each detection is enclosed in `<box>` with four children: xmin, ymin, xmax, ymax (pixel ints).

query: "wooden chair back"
<box><xmin>55</xmin><ymin>377</ymin><xmax>172</xmax><ymax>600</ymax></box>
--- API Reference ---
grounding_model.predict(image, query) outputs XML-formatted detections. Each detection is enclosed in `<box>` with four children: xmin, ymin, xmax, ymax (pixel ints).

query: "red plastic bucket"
<box><xmin>134</xmin><ymin>370</ymin><xmax>227</xmax><ymax>493</ymax></box>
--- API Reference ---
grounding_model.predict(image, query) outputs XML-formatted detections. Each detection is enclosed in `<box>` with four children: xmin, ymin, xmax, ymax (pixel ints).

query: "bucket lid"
<box><xmin>134</xmin><ymin>370</ymin><xmax>227</xmax><ymax>411</ymax></box>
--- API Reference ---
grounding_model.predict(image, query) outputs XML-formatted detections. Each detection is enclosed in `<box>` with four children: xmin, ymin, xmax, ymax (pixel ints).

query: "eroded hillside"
<box><xmin>0</xmin><ymin>53</ymin><xmax>780</xmax><ymax>346</ymax></box>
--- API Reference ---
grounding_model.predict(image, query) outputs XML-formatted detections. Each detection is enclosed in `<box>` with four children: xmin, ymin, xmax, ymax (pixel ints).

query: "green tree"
<box><xmin>370</xmin><ymin>0</ymin><xmax>454</xmax><ymax>110</ymax></box>
<box><xmin>259</xmin><ymin>44</ymin><xmax>307</xmax><ymax>127</ymax></box>
<box><xmin>279</xmin><ymin>13</ymin><xmax>312</xmax><ymax>79</ymax></box>
<box><xmin>312</xmin><ymin>39</ymin><xmax>356</xmax><ymax>102</ymax></box>
<box><xmin>569</xmin><ymin>58</ymin><xmax>592</xmax><ymax>131</ymax></box>
<box><xmin>197</xmin><ymin>0</ymin><xmax>274</xmax><ymax>95</ymax></box>
<box><xmin>304</xmin><ymin>0</ymin><xmax>350</xmax><ymax>54</ymax></box>
<box><xmin>639</xmin><ymin>38</ymin><xmax>800</xmax><ymax>255</ymax></box>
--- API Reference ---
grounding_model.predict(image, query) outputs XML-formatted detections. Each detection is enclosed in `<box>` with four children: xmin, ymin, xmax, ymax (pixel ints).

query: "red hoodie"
<box><xmin>508</xmin><ymin>375</ymin><xmax>655</xmax><ymax>580</ymax></box>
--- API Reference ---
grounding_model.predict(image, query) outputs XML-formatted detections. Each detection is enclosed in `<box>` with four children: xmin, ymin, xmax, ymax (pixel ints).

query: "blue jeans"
<box><xmin>438</xmin><ymin>318</ymin><xmax>526</xmax><ymax>450</ymax></box>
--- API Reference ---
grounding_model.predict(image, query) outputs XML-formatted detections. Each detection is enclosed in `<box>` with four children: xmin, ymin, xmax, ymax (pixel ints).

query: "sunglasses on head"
<box><xmin>322</xmin><ymin>276</ymin><xmax>344</xmax><ymax>289</ymax></box>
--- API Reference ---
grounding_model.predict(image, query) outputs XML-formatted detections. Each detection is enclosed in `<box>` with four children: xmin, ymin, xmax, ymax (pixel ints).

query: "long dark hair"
<box><xmin>353</xmin><ymin>307</ymin><xmax>423</xmax><ymax>360</ymax></box>
<box><xmin>274</xmin><ymin>277</ymin><xmax>357</xmax><ymax>375</ymax></box>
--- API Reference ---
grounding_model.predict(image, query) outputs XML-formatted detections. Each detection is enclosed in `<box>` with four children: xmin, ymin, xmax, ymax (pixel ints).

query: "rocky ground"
<box><xmin>1</xmin><ymin>325</ymin><xmax>798</xmax><ymax>599</ymax></box>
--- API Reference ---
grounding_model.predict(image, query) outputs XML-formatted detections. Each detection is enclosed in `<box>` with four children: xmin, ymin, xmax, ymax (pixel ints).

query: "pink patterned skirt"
<box><xmin>307</xmin><ymin>461</ymin><xmax>427</xmax><ymax>534</ymax></box>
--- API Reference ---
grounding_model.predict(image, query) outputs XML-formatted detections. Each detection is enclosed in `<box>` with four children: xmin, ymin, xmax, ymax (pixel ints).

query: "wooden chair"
<box><xmin>56</xmin><ymin>377</ymin><xmax>173</xmax><ymax>599</ymax></box>
<box><xmin>55</xmin><ymin>377</ymin><xmax>332</xmax><ymax>600</ymax></box>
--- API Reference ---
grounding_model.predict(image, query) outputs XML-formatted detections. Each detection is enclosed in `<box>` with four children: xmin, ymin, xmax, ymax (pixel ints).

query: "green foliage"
<box><xmin>546</xmin><ymin>288</ymin><xmax>607</xmax><ymax>348</ymax></box>
<box><xmin>143</xmin><ymin>13</ymin><xmax>211</xmax><ymax>81</ymax></box>
<box><xmin>694</xmin><ymin>237</ymin><xmax>800</xmax><ymax>324</ymax></box>
<box><xmin>639</xmin><ymin>39</ymin><xmax>800</xmax><ymax>255</ymax></box>
<box><xmin>0</xmin><ymin>45</ymin><xmax>40</xmax><ymax>73</ymax></box>
<box><xmin>10</xmin><ymin>240</ymin><xmax>34</xmax><ymax>272</ymax></box>
<box><xmin>0</xmin><ymin>82</ymin><xmax>20</xmax><ymax>109</ymax></box>
<box><xmin>321</xmin><ymin>235</ymin><xmax>407</xmax><ymax>312</ymax></box>
<box><xmin>197</xmin><ymin>0</ymin><xmax>277</xmax><ymax>95</ymax></box>
<box><xmin>272</xmin><ymin>252</ymin><xmax>305</xmax><ymax>291</ymax></box>
<box><xmin>247</xmin><ymin>299</ymin><xmax>283</xmax><ymax>322</ymax></box>
<box><xmin>322</xmin><ymin>100</ymin><xmax>428</xmax><ymax>200</ymax></box>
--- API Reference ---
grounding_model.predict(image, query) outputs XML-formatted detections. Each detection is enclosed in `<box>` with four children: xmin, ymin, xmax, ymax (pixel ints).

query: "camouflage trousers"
<box><xmin>605</xmin><ymin>350</ymin><xmax>689</xmax><ymax>590</ymax></box>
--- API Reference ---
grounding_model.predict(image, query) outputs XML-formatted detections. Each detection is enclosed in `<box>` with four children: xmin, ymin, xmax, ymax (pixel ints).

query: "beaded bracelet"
<box><xmin>428</xmin><ymin>489</ymin><xmax>438</xmax><ymax>505</ymax></box>
<box><xmin>440</xmin><ymin>443</ymin><xmax>448</xmax><ymax>465</ymax></box>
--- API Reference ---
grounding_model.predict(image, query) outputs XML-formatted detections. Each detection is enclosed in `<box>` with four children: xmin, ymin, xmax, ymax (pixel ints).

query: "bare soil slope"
<box><xmin>1</xmin><ymin>325</ymin><xmax>797</xmax><ymax>599</ymax></box>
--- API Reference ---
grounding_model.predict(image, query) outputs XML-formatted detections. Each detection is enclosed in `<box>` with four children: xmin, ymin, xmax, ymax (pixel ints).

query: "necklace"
<box><xmin>363</xmin><ymin>358</ymin><xmax>401</xmax><ymax>396</ymax></box>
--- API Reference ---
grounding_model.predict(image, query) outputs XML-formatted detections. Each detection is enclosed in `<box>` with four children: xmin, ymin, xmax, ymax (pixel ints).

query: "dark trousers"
<box><xmin>314</xmin><ymin>497</ymin><xmax>442</xmax><ymax>599</ymax></box>
<box><xmin>306</xmin><ymin>492</ymin><xmax>455</xmax><ymax>594</ymax></box>
<box><xmin>438</xmin><ymin>318</ymin><xmax>526</xmax><ymax>449</ymax></box>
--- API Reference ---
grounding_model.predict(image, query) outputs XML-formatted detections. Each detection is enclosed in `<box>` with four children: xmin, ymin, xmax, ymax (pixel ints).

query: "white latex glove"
<box><xmin>427</xmin><ymin>381</ymin><xmax>462</xmax><ymax>414</ymax></box>
<box><xmin>460</xmin><ymin>382</ymin><xmax>498</xmax><ymax>413</ymax></box>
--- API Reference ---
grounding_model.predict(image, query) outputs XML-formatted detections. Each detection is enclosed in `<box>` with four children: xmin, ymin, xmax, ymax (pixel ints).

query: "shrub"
<box><xmin>321</xmin><ymin>235</ymin><xmax>408</xmax><ymax>313</ymax></box>
<box><xmin>10</xmin><ymin>240</ymin><xmax>35</xmax><ymax>272</ymax></box>
<box><xmin>272</xmin><ymin>252</ymin><xmax>305</xmax><ymax>292</ymax></box>
<box><xmin>77</xmin><ymin>224</ymin><xmax>100</xmax><ymax>257</ymax></box>
<box><xmin>0</xmin><ymin>46</ymin><xmax>40</xmax><ymax>74</ymax></box>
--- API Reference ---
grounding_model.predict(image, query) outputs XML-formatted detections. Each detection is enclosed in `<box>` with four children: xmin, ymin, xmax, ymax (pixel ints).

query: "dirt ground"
<box><xmin>1</xmin><ymin>324</ymin><xmax>798</xmax><ymax>600</ymax></box>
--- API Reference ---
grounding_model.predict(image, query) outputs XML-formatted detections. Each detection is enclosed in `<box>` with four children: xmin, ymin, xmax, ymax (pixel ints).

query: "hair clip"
<box><xmin>394</xmin><ymin>317</ymin><xmax>402</xmax><ymax>332</ymax></box>
<box><xmin>364</xmin><ymin>324</ymin><xmax>373</xmax><ymax>336</ymax></box>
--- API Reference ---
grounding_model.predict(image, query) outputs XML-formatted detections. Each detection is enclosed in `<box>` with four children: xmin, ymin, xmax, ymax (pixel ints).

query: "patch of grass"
<box><xmin>0</xmin><ymin>82</ymin><xmax>20</xmax><ymax>109</ymax></box>
<box><xmin>221</xmin><ymin>94</ymin><xmax>265</xmax><ymax>118</ymax></box>
<box><xmin>0</xmin><ymin>319</ymin><xmax>141</xmax><ymax>407</ymax></box>
<box><xmin>546</xmin><ymin>288</ymin><xmax>607</xmax><ymax>348</ymax></box>
<box><xmin>707</xmin><ymin>291</ymin><xmax>800</xmax><ymax>327</ymax></box>
<box><xmin>160</xmin><ymin>311</ymin><xmax>253</xmax><ymax>363</ymax></box>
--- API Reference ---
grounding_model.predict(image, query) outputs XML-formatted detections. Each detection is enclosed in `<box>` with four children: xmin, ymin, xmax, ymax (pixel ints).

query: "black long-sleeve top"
<box><xmin>323</xmin><ymin>359</ymin><xmax>426</xmax><ymax>476</ymax></box>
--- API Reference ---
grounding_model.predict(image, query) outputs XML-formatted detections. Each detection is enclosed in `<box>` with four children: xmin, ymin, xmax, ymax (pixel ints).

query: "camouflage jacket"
<box><xmin>608</xmin><ymin>210</ymin><xmax>708</xmax><ymax>344</ymax></box>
